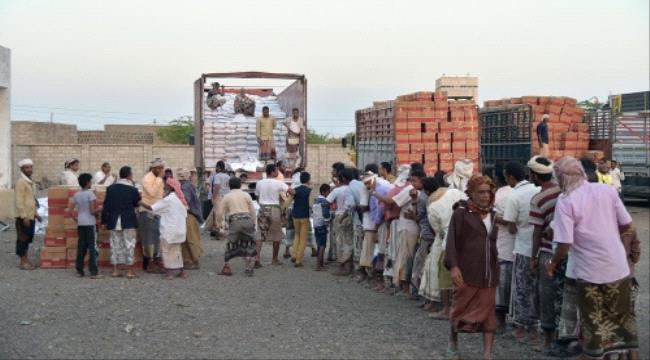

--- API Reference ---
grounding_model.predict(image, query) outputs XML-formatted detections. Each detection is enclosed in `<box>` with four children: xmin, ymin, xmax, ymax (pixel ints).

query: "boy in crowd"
<box><xmin>291</xmin><ymin>172</ymin><xmax>312</xmax><ymax>267</ymax></box>
<box><xmin>313</xmin><ymin>184</ymin><xmax>332</xmax><ymax>271</ymax></box>
<box><xmin>68</xmin><ymin>173</ymin><xmax>101</xmax><ymax>278</ymax></box>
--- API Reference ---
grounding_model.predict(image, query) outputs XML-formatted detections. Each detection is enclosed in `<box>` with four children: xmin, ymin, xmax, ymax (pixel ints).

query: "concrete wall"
<box><xmin>10</xmin><ymin>143</ymin><xmax>351</xmax><ymax>189</ymax></box>
<box><xmin>304</xmin><ymin>144</ymin><xmax>353</xmax><ymax>185</ymax></box>
<box><xmin>11</xmin><ymin>121</ymin><xmax>78</xmax><ymax>145</ymax></box>
<box><xmin>104</xmin><ymin>124</ymin><xmax>167</xmax><ymax>144</ymax></box>
<box><xmin>11</xmin><ymin>144</ymin><xmax>194</xmax><ymax>187</ymax></box>
<box><xmin>77</xmin><ymin>130</ymin><xmax>154</xmax><ymax>144</ymax></box>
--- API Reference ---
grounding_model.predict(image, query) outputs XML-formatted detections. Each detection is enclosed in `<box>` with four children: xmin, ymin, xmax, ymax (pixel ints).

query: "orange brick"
<box><xmin>522</xmin><ymin>96</ymin><xmax>539</xmax><ymax>105</ymax></box>
<box><xmin>433</xmin><ymin>91</ymin><xmax>448</xmax><ymax>102</ymax></box>
<box><xmin>411</xmin><ymin>143</ymin><xmax>424</xmax><ymax>153</ymax></box>
<box><xmin>424</xmin><ymin>142</ymin><xmax>437</xmax><ymax>152</ymax></box>
<box><xmin>396</xmin><ymin>143</ymin><xmax>410</xmax><ymax>152</ymax></box>
<box><xmin>452</xmin><ymin>141</ymin><xmax>466</xmax><ymax>152</ymax></box>
<box><xmin>422</xmin><ymin>132</ymin><xmax>436</xmax><ymax>142</ymax></box>
<box><xmin>453</xmin><ymin>132</ymin><xmax>467</xmax><ymax>141</ymax></box>
<box><xmin>438</xmin><ymin>141</ymin><xmax>451</xmax><ymax>152</ymax></box>
<box><xmin>437</xmin><ymin>133</ymin><xmax>452</xmax><ymax>142</ymax></box>
<box><xmin>396</xmin><ymin>134</ymin><xmax>410</xmax><ymax>143</ymax></box>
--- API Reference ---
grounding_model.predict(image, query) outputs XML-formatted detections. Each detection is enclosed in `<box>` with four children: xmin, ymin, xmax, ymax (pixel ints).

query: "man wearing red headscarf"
<box><xmin>444</xmin><ymin>175</ymin><xmax>499</xmax><ymax>360</ymax></box>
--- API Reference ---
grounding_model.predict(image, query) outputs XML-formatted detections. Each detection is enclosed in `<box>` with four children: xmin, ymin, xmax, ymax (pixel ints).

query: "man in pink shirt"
<box><xmin>545</xmin><ymin>156</ymin><xmax>638</xmax><ymax>360</ymax></box>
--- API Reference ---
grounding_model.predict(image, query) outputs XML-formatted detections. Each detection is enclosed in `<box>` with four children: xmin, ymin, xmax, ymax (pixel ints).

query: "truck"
<box><xmin>193</xmin><ymin>71</ymin><xmax>308</xmax><ymax>184</ymax></box>
<box><xmin>356</xmin><ymin>91</ymin><xmax>480</xmax><ymax>175</ymax></box>
<box><xmin>585</xmin><ymin>91</ymin><xmax>649</xmax><ymax>200</ymax></box>
<box><xmin>479</xmin><ymin>96</ymin><xmax>590</xmax><ymax>178</ymax></box>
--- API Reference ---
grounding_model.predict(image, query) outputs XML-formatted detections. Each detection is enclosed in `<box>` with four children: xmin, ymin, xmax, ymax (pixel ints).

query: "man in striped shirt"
<box><xmin>527</xmin><ymin>156</ymin><xmax>562</xmax><ymax>353</ymax></box>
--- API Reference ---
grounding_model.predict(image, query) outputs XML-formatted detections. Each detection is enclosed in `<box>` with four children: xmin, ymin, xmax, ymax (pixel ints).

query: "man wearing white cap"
<box><xmin>139</xmin><ymin>158</ymin><xmax>165</xmax><ymax>272</ymax></box>
<box><xmin>445</xmin><ymin>160</ymin><xmax>473</xmax><ymax>192</ymax></box>
<box><xmin>527</xmin><ymin>156</ymin><xmax>562</xmax><ymax>352</ymax></box>
<box><xmin>537</xmin><ymin>115</ymin><xmax>550</xmax><ymax>157</ymax></box>
<box><xmin>60</xmin><ymin>158</ymin><xmax>80</xmax><ymax>186</ymax></box>
<box><xmin>14</xmin><ymin>159</ymin><xmax>41</xmax><ymax>270</ymax></box>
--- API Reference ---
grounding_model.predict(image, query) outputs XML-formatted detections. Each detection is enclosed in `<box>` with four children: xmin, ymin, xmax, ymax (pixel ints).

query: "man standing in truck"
<box><xmin>537</xmin><ymin>114</ymin><xmax>550</xmax><ymax>157</ymax></box>
<box><xmin>284</xmin><ymin>108</ymin><xmax>304</xmax><ymax>168</ymax></box>
<box><xmin>256</xmin><ymin>106</ymin><xmax>277</xmax><ymax>163</ymax></box>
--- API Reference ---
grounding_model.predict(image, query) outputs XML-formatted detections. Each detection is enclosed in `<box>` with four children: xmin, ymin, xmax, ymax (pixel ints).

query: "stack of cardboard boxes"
<box><xmin>40</xmin><ymin>186</ymin><xmax>143</xmax><ymax>269</ymax></box>
<box><xmin>483</xmin><ymin>96</ymin><xmax>588</xmax><ymax>159</ymax></box>
<box><xmin>356</xmin><ymin>90</ymin><xmax>480</xmax><ymax>174</ymax></box>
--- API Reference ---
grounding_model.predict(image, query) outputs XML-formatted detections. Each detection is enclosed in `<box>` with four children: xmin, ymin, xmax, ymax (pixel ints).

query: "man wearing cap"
<box><xmin>177</xmin><ymin>167</ymin><xmax>203</xmax><ymax>269</ymax></box>
<box><xmin>537</xmin><ymin>115</ymin><xmax>550</xmax><ymax>157</ymax></box>
<box><xmin>14</xmin><ymin>159</ymin><xmax>41</xmax><ymax>270</ymax></box>
<box><xmin>60</xmin><ymin>159</ymin><xmax>80</xmax><ymax>186</ymax></box>
<box><xmin>139</xmin><ymin>158</ymin><xmax>165</xmax><ymax>272</ymax></box>
<box><xmin>527</xmin><ymin>156</ymin><xmax>563</xmax><ymax>353</ymax></box>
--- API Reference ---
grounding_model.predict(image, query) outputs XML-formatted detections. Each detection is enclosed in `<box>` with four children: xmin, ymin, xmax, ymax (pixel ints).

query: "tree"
<box><xmin>306</xmin><ymin>127</ymin><xmax>334</xmax><ymax>144</ymax></box>
<box><xmin>157</xmin><ymin>116</ymin><xmax>194</xmax><ymax>144</ymax></box>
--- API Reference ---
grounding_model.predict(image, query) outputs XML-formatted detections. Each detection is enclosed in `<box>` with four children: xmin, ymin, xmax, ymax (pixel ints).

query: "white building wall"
<box><xmin>0</xmin><ymin>46</ymin><xmax>11</xmax><ymax>189</ymax></box>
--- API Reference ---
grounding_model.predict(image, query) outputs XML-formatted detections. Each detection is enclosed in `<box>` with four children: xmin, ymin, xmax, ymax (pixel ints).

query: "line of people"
<box><xmin>303</xmin><ymin>158</ymin><xmax>640</xmax><ymax>360</ymax></box>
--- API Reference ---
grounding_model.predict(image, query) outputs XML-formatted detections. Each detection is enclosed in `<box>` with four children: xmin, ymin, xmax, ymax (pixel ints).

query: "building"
<box><xmin>0</xmin><ymin>46</ymin><xmax>11</xmax><ymax>219</ymax></box>
<box><xmin>435</xmin><ymin>75</ymin><xmax>479</xmax><ymax>101</ymax></box>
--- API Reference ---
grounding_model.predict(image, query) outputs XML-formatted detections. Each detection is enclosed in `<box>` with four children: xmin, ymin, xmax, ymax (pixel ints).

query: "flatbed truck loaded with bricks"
<box><xmin>355</xmin><ymin>90</ymin><xmax>480</xmax><ymax>174</ymax></box>
<box><xmin>479</xmin><ymin>96</ymin><xmax>588</xmax><ymax>175</ymax></box>
<box><xmin>193</xmin><ymin>72</ymin><xmax>308</xmax><ymax>184</ymax></box>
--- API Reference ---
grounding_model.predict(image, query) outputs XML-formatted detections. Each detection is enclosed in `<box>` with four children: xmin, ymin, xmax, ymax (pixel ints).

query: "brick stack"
<box><xmin>483</xmin><ymin>96</ymin><xmax>588</xmax><ymax>159</ymax></box>
<box><xmin>393</xmin><ymin>91</ymin><xmax>480</xmax><ymax>173</ymax></box>
<box><xmin>40</xmin><ymin>186</ymin><xmax>143</xmax><ymax>269</ymax></box>
<box><xmin>41</xmin><ymin>187</ymin><xmax>78</xmax><ymax>268</ymax></box>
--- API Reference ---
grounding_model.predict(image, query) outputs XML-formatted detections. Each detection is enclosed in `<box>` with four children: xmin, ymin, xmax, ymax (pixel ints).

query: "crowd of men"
<box><xmin>12</xmin><ymin>153</ymin><xmax>640</xmax><ymax>360</ymax></box>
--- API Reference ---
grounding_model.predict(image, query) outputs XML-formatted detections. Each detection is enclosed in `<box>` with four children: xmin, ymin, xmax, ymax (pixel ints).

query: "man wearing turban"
<box><xmin>14</xmin><ymin>159</ymin><xmax>41</xmax><ymax>270</ymax></box>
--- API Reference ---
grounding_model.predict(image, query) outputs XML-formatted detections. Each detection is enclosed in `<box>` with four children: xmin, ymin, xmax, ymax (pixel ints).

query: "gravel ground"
<box><xmin>0</xmin><ymin>205</ymin><xmax>647</xmax><ymax>359</ymax></box>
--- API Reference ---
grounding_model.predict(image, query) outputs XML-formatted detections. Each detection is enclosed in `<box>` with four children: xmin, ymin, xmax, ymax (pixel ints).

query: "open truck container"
<box><xmin>193</xmin><ymin>72</ymin><xmax>307</xmax><ymax>182</ymax></box>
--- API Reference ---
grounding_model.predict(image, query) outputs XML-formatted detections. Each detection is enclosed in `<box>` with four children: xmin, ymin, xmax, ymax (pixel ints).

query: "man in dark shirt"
<box><xmin>537</xmin><ymin>114</ymin><xmax>550</xmax><ymax>157</ymax></box>
<box><xmin>290</xmin><ymin>171</ymin><xmax>312</xmax><ymax>267</ymax></box>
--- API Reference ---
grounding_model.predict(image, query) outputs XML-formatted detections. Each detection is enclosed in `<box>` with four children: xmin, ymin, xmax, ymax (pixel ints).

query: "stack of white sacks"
<box><xmin>202</xmin><ymin>93</ymin><xmax>288</xmax><ymax>171</ymax></box>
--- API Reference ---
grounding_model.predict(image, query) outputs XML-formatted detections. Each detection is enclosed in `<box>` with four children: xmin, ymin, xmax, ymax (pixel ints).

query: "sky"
<box><xmin>1</xmin><ymin>0</ymin><xmax>648</xmax><ymax>136</ymax></box>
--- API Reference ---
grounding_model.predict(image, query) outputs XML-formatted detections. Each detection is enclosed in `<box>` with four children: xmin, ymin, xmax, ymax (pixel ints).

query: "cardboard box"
<box><xmin>40</xmin><ymin>247</ymin><xmax>67</xmax><ymax>268</ymax></box>
<box><xmin>48</xmin><ymin>186</ymin><xmax>69</xmax><ymax>198</ymax></box>
<box><xmin>65</xmin><ymin>229</ymin><xmax>78</xmax><ymax>240</ymax></box>
<box><xmin>44</xmin><ymin>235</ymin><xmax>66</xmax><ymax>247</ymax></box>
<box><xmin>95</xmin><ymin>190</ymin><xmax>106</xmax><ymax>204</ymax></box>
<box><xmin>66</xmin><ymin>237</ymin><xmax>78</xmax><ymax>249</ymax></box>
<box><xmin>49</xmin><ymin>207</ymin><xmax>65</xmax><ymax>217</ymax></box>
<box><xmin>64</xmin><ymin>217</ymin><xmax>77</xmax><ymax>230</ymax></box>
<box><xmin>98</xmin><ymin>230</ymin><xmax>111</xmax><ymax>243</ymax></box>
<box><xmin>45</xmin><ymin>225</ymin><xmax>65</xmax><ymax>238</ymax></box>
